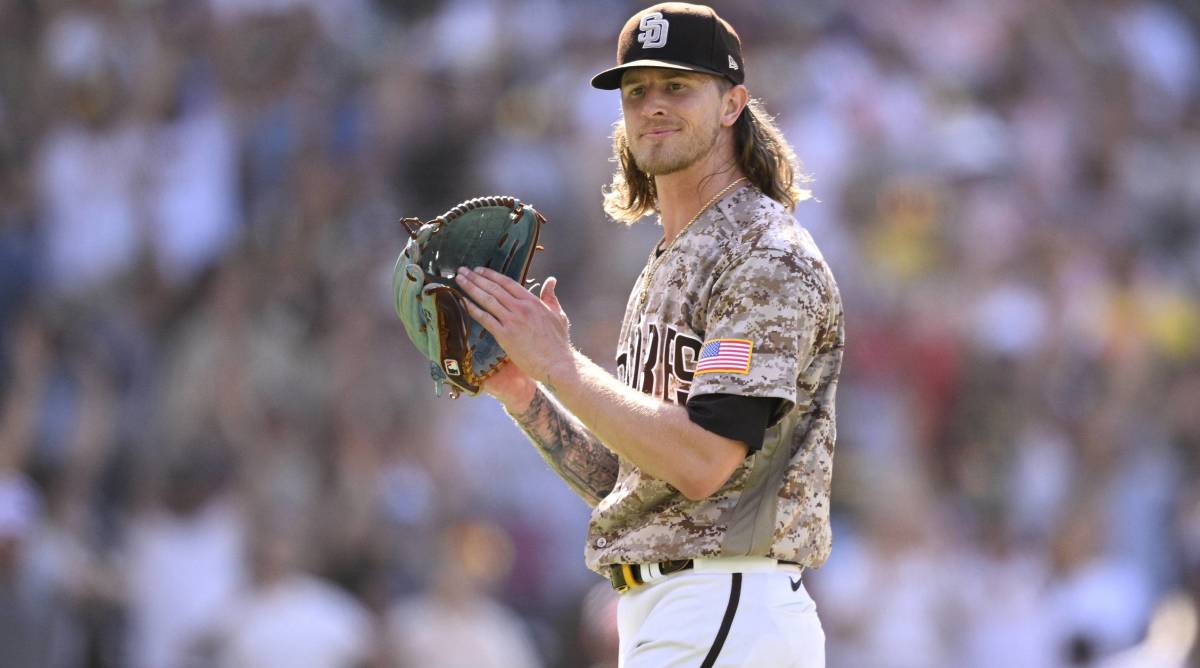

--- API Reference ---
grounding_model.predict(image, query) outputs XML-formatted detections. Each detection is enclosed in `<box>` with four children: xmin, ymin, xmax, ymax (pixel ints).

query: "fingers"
<box><xmin>462</xmin><ymin>296</ymin><xmax>504</xmax><ymax>334</ymax></box>
<box><xmin>456</xmin><ymin>268</ymin><xmax>515</xmax><ymax>317</ymax></box>
<box><xmin>458</xmin><ymin>267</ymin><xmax>563</xmax><ymax>333</ymax></box>
<box><xmin>469</xmin><ymin>266</ymin><xmax>535</xmax><ymax>301</ymax></box>
<box><xmin>540</xmin><ymin>276</ymin><xmax>561</xmax><ymax>312</ymax></box>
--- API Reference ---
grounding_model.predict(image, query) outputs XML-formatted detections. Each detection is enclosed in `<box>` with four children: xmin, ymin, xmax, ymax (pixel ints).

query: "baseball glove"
<box><xmin>393</xmin><ymin>196</ymin><xmax>546</xmax><ymax>398</ymax></box>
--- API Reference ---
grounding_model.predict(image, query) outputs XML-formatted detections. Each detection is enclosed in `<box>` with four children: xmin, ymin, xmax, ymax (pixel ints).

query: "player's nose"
<box><xmin>638</xmin><ymin>89</ymin><xmax>670</xmax><ymax>118</ymax></box>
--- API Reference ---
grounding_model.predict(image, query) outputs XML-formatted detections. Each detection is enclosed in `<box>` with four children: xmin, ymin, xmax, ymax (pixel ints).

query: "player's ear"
<box><xmin>720</xmin><ymin>84</ymin><xmax>749</xmax><ymax>128</ymax></box>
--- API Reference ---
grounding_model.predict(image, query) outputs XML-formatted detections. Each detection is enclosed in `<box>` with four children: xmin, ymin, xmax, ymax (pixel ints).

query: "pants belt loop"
<box><xmin>644</xmin><ymin>562</ymin><xmax>662</xmax><ymax>580</ymax></box>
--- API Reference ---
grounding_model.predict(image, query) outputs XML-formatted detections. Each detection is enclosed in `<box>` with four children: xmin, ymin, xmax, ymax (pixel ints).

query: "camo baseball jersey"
<box><xmin>585</xmin><ymin>184</ymin><xmax>844</xmax><ymax>574</ymax></box>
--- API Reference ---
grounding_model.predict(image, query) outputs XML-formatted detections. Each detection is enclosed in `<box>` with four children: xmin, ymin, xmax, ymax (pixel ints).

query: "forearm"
<box><xmin>454</xmin><ymin>266</ymin><xmax>741</xmax><ymax>501</ymax></box>
<box><xmin>544</xmin><ymin>350</ymin><xmax>737</xmax><ymax>500</ymax></box>
<box><xmin>503</xmin><ymin>384</ymin><xmax>619</xmax><ymax>506</ymax></box>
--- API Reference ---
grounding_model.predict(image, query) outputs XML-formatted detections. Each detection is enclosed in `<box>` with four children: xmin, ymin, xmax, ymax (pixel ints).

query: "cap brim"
<box><xmin>590</xmin><ymin>59</ymin><xmax>726</xmax><ymax>90</ymax></box>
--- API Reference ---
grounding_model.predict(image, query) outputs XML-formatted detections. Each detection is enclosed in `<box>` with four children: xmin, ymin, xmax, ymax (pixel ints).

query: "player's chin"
<box><xmin>637</xmin><ymin>157</ymin><xmax>691</xmax><ymax>176</ymax></box>
<box><xmin>631</xmin><ymin>148</ymin><xmax>676</xmax><ymax>175</ymax></box>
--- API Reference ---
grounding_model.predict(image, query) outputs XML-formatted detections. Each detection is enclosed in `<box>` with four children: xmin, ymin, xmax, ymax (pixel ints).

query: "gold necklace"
<box><xmin>638</xmin><ymin>177</ymin><xmax>747</xmax><ymax>306</ymax></box>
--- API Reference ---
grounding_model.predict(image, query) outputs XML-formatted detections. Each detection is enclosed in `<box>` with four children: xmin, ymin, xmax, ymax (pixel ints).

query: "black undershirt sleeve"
<box><xmin>685</xmin><ymin>393</ymin><xmax>783</xmax><ymax>456</ymax></box>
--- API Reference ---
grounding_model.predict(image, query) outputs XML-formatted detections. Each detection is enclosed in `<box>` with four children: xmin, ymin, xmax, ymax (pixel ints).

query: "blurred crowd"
<box><xmin>0</xmin><ymin>0</ymin><xmax>1198</xmax><ymax>666</ymax></box>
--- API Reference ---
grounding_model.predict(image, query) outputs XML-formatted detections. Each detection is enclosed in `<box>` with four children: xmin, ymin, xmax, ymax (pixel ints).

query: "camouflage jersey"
<box><xmin>585</xmin><ymin>184</ymin><xmax>845</xmax><ymax>575</ymax></box>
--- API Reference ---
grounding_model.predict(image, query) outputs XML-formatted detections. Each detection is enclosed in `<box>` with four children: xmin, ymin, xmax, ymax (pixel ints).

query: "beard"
<box><xmin>630</xmin><ymin>118</ymin><xmax>721</xmax><ymax>176</ymax></box>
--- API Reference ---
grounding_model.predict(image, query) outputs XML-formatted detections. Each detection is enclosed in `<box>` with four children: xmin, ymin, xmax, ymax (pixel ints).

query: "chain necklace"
<box><xmin>638</xmin><ymin>177</ymin><xmax>747</xmax><ymax>306</ymax></box>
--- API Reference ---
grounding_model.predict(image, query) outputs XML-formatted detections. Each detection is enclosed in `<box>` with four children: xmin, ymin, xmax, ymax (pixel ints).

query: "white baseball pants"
<box><xmin>616</xmin><ymin>558</ymin><xmax>825</xmax><ymax>667</ymax></box>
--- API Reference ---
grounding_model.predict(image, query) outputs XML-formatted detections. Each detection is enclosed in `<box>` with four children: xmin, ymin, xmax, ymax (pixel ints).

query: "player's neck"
<box><xmin>655</xmin><ymin>137</ymin><xmax>744</xmax><ymax>245</ymax></box>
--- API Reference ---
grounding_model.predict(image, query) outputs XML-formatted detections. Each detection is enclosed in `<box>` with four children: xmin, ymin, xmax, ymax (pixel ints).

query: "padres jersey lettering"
<box><xmin>587</xmin><ymin>185</ymin><xmax>845</xmax><ymax>574</ymax></box>
<box><xmin>616</xmin><ymin>321</ymin><xmax>702</xmax><ymax>405</ymax></box>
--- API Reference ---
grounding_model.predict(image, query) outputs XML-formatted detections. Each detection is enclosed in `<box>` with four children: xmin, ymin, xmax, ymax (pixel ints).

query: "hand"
<box><xmin>456</xmin><ymin>267</ymin><xmax>573</xmax><ymax>387</ymax></box>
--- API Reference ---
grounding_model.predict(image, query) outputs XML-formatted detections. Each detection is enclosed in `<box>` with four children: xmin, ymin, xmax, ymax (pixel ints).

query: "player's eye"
<box><xmin>625</xmin><ymin>86</ymin><xmax>644</xmax><ymax>97</ymax></box>
<box><xmin>669</xmin><ymin>82</ymin><xmax>686</xmax><ymax>91</ymax></box>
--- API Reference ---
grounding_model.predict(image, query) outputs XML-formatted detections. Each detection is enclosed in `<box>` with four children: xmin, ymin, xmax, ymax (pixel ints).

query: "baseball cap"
<box><xmin>590</xmin><ymin>3</ymin><xmax>745</xmax><ymax>90</ymax></box>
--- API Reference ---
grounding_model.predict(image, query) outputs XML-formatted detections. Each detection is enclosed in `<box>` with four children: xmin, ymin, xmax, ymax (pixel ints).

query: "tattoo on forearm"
<box><xmin>513</xmin><ymin>388</ymin><xmax>618</xmax><ymax>505</ymax></box>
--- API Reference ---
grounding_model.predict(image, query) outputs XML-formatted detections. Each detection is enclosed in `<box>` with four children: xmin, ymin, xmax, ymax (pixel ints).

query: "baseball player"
<box><xmin>456</xmin><ymin>3</ymin><xmax>843</xmax><ymax>666</ymax></box>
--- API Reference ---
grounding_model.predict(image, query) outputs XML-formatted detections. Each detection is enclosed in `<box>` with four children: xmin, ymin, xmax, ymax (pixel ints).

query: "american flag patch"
<box><xmin>695</xmin><ymin>339</ymin><xmax>753</xmax><ymax>375</ymax></box>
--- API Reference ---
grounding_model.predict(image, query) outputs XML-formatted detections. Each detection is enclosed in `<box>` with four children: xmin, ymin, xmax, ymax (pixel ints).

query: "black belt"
<box><xmin>609</xmin><ymin>559</ymin><xmax>694</xmax><ymax>593</ymax></box>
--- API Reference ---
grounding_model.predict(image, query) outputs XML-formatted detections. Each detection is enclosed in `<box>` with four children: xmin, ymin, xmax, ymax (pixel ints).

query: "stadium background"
<box><xmin>1</xmin><ymin>0</ymin><xmax>1199</xmax><ymax>666</ymax></box>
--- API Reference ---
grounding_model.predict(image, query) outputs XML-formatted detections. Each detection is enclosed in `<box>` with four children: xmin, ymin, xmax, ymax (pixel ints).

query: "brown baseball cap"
<box><xmin>590</xmin><ymin>3</ymin><xmax>745</xmax><ymax>90</ymax></box>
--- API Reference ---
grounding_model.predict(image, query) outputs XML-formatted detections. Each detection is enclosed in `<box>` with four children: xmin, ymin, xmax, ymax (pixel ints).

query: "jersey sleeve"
<box><xmin>685</xmin><ymin>393</ymin><xmax>782</xmax><ymax>455</ymax></box>
<box><xmin>689</xmin><ymin>248</ymin><xmax>833</xmax><ymax>413</ymax></box>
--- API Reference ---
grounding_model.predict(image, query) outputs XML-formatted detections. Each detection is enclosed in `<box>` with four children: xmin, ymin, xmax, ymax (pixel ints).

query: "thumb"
<box><xmin>540</xmin><ymin>276</ymin><xmax>562</xmax><ymax>312</ymax></box>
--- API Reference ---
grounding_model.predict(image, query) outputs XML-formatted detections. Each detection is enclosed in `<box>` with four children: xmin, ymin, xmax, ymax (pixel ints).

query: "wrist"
<box><xmin>540</xmin><ymin>349</ymin><xmax>582</xmax><ymax>393</ymax></box>
<box><xmin>492</xmin><ymin>375</ymin><xmax>538</xmax><ymax>414</ymax></box>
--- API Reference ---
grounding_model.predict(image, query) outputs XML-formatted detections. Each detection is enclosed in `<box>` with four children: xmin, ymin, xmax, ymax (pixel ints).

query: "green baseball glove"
<box><xmin>393</xmin><ymin>196</ymin><xmax>546</xmax><ymax>398</ymax></box>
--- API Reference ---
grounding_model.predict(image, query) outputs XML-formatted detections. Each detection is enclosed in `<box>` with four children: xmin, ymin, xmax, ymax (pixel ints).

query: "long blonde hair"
<box><xmin>602</xmin><ymin>87</ymin><xmax>810</xmax><ymax>223</ymax></box>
